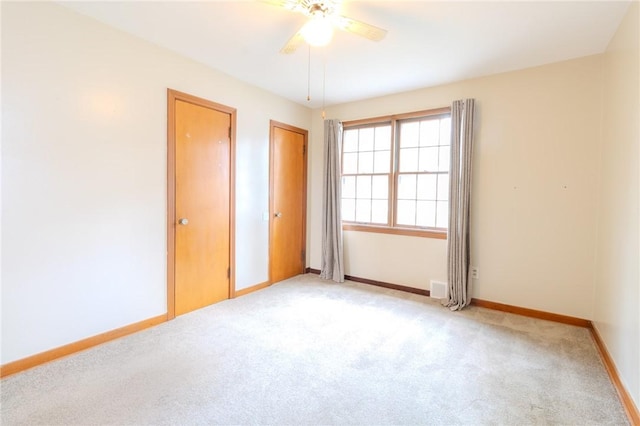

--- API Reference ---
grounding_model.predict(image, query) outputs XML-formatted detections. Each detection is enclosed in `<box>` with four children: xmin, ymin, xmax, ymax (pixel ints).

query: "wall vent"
<box><xmin>430</xmin><ymin>280</ymin><xmax>448</xmax><ymax>299</ymax></box>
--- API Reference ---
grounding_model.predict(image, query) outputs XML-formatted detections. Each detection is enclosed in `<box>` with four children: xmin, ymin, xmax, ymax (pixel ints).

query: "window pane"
<box><xmin>436</xmin><ymin>201</ymin><xmax>448</xmax><ymax>228</ymax></box>
<box><xmin>355</xmin><ymin>199</ymin><xmax>371</xmax><ymax>222</ymax></box>
<box><xmin>371</xmin><ymin>200</ymin><xmax>388</xmax><ymax>224</ymax></box>
<box><xmin>374</xmin><ymin>126</ymin><xmax>391</xmax><ymax>151</ymax></box>
<box><xmin>342</xmin><ymin>198</ymin><xmax>355</xmax><ymax>222</ymax></box>
<box><xmin>343</xmin><ymin>152</ymin><xmax>357</xmax><ymax>174</ymax></box>
<box><xmin>417</xmin><ymin>174</ymin><xmax>437</xmax><ymax>200</ymax></box>
<box><xmin>358</xmin><ymin>151</ymin><xmax>373</xmax><ymax>174</ymax></box>
<box><xmin>342</xmin><ymin>176</ymin><xmax>356</xmax><ymax>198</ymax></box>
<box><xmin>438</xmin><ymin>146</ymin><xmax>450</xmax><ymax>172</ymax></box>
<box><xmin>371</xmin><ymin>175</ymin><xmax>388</xmax><ymax>199</ymax></box>
<box><xmin>419</xmin><ymin>147</ymin><xmax>439</xmax><ymax>172</ymax></box>
<box><xmin>373</xmin><ymin>150</ymin><xmax>390</xmax><ymax>173</ymax></box>
<box><xmin>359</xmin><ymin>128</ymin><xmax>374</xmax><ymax>151</ymax></box>
<box><xmin>420</xmin><ymin>120</ymin><xmax>440</xmax><ymax>146</ymax></box>
<box><xmin>416</xmin><ymin>201</ymin><xmax>436</xmax><ymax>227</ymax></box>
<box><xmin>356</xmin><ymin>175</ymin><xmax>372</xmax><ymax>199</ymax></box>
<box><xmin>439</xmin><ymin>118</ymin><xmax>451</xmax><ymax>145</ymax></box>
<box><xmin>342</xmin><ymin>112</ymin><xmax>450</xmax><ymax>229</ymax></box>
<box><xmin>437</xmin><ymin>174</ymin><xmax>449</xmax><ymax>201</ymax></box>
<box><xmin>343</xmin><ymin>129</ymin><xmax>359</xmax><ymax>152</ymax></box>
<box><xmin>397</xmin><ymin>174</ymin><xmax>417</xmax><ymax>200</ymax></box>
<box><xmin>400</xmin><ymin>121</ymin><xmax>419</xmax><ymax>147</ymax></box>
<box><xmin>399</xmin><ymin>148</ymin><xmax>419</xmax><ymax>172</ymax></box>
<box><xmin>397</xmin><ymin>200</ymin><xmax>416</xmax><ymax>226</ymax></box>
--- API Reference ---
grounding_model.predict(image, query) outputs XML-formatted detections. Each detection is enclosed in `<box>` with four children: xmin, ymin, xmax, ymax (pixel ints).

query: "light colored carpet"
<box><xmin>1</xmin><ymin>274</ymin><xmax>628</xmax><ymax>425</ymax></box>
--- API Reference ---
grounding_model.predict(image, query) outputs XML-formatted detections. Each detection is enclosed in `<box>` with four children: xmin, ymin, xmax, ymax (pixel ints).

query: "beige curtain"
<box><xmin>445</xmin><ymin>99</ymin><xmax>476</xmax><ymax>310</ymax></box>
<box><xmin>320</xmin><ymin>119</ymin><xmax>345</xmax><ymax>282</ymax></box>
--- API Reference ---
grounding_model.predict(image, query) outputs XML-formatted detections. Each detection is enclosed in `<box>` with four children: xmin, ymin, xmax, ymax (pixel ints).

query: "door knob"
<box><xmin>274</xmin><ymin>212</ymin><xmax>282</xmax><ymax>218</ymax></box>
<box><xmin>178</xmin><ymin>218</ymin><xmax>189</xmax><ymax>225</ymax></box>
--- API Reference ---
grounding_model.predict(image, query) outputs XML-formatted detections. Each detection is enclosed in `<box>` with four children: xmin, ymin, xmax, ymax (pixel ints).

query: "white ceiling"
<box><xmin>59</xmin><ymin>0</ymin><xmax>631</xmax><ymax>108</ymax></box>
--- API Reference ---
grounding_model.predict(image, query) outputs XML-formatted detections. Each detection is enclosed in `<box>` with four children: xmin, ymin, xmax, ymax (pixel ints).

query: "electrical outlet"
<box><xmin>471</xmin><ymin>266</ymin><xmax>479</xmax><ymax>280</ymax></box>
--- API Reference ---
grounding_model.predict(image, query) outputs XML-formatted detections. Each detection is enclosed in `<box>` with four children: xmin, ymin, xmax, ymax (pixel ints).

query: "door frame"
<box><xmin>167</xmin><ymin>89</ymin><xmax>236</xmax><ymax>320</ymax></box>
<box><xmin>268</xmin><ymin>120</ymin><xmax>308</xmax><ymax>284</ymax></box>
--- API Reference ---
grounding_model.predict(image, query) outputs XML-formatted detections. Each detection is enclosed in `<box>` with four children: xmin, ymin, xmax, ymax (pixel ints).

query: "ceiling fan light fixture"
<box><xmin>300</xmin><ymin>16</ymin><xmax>334</xmax><ymax>47</ymax></box>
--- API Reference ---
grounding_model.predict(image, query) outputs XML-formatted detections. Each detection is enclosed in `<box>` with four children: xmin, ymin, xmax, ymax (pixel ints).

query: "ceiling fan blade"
<box><xmin>332</xmin><ymin>15</ymin><xmax>387</xmax><ymax>41</ymax></box>
<box><xmin>280</xmin><ymin>31</ymin><xmax>305</xmax><ymax>54</ymax></box>
<box><xmin>259</xmin><ymin>0</ymin><xmax>307</xmax><ymax>14</ymax></box>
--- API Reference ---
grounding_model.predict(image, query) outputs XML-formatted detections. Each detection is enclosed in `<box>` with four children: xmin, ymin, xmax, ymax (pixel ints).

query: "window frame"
<box><xmin>341</xmin><ymin>107</ymin><xmax>451</xmax><ymax>239</ymax></box>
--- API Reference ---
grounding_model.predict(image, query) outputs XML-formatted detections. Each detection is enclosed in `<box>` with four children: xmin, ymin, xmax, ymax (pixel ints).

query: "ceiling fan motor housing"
<box><xmin>305</xmin><ymin>1</ymin><xmax>335</xmax><ymax>17</ymax></box>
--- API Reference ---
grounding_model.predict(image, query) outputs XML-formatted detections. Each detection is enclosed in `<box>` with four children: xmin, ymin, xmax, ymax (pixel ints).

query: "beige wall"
<box><xmin>309</xmin><ymin>55</ymin><xmax>604</xmax><ymax>319</ymax></box>
<box><xmin>594</xmin><ymin>1</ymin><xmax>639</xmax><ymax>409</ymax></box>
<box><xmin>1</xmin><ymin>2</ymin><xmax>311</xmax><ymax>364</ymax></box>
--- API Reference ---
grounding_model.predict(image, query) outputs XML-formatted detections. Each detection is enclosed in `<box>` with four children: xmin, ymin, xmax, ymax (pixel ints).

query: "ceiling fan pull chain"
<box><xmin>322</xmin><ymin>47</ymin><xmax>326</xmax><ymax>119</ymax></box>
<box><xmin>307</xmin><ymin>44</ymin><xmax>311</xmax><ymax>102</ymax></box>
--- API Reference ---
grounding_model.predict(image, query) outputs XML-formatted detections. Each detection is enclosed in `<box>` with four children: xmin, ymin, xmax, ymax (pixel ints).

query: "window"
<box><xmin>341</xmin><ymin>108</ymin><xmax>451</xmax><ymax>238</ymax></box>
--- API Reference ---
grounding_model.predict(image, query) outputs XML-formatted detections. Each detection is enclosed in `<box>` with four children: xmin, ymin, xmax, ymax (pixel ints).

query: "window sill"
<box><xmin>342</xmin><ymin>223</ymin><xmax>447</xmax><ymax>239</ymax></box>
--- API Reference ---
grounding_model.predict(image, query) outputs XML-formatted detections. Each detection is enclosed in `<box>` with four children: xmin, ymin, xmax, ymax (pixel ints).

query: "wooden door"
<box><xmin>168</xmin><ymin>90</ymin><xmax>235</xmax><ymax>318</ymax></box>
<box><xmin>270</xmin><ymin>121</ymin><xmax>308</xmax><ymax>283</ymax></box>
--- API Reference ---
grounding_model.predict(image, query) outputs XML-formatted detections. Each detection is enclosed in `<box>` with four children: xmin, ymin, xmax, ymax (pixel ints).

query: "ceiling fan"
<box><xmin>263</xmin><ymin>0</ymin><xmax>388</xmax><ymax>54</ymax></box>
